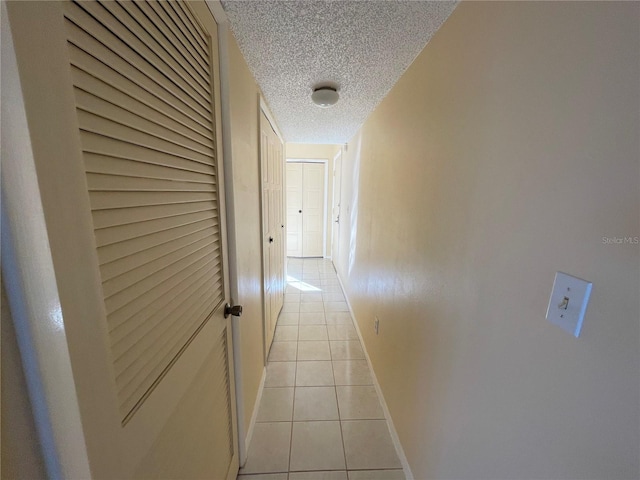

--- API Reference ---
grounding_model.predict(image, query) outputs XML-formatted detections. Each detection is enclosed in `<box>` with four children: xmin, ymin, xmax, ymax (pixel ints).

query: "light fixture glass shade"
<box><xmin>311</xmin><ymin>87</ymin><xmax>339</xmax><ymax>107</ymax></box>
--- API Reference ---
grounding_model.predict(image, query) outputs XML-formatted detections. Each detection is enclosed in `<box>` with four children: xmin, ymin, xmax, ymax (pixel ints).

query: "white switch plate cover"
<box><xmin>546</xmin><ymin>272</ymin><xmax>592</xmax><ymax>337</ymax></box>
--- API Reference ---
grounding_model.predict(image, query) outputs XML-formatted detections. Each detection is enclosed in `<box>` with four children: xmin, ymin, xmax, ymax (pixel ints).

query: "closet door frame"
<box><xmin>286</xmin><ymin>158</ymin><xmax>329</xmax><ymax>258</ymax></box>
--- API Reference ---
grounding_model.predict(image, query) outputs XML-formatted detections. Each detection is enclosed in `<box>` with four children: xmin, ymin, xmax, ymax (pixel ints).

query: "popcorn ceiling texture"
<box><xmin>221</xmin><ymin>0</ymin><xmax>457</xmax><ymax>144</ymax></box>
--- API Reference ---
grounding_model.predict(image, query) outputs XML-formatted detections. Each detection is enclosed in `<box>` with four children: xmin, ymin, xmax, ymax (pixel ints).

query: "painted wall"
<box><xmin>285</xmin><ymin>143</ymin><xmax>341</xmax><ymax>258</ymax></box>
<box><xmin>226</xmin><ymin>30</ymin><xmax>268</xmax><ymax>441</ymax></box>
<box><xmin>335</xmin><ymin>2</ymin><xmax>639</xmax><ymax>479</ymax></box>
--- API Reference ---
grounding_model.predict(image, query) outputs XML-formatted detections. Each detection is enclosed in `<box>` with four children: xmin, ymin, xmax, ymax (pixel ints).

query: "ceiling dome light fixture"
<box><xmin>311</xmin><ymin>86</ymin><xmax>339</xmax><ymax>108</ymax></box>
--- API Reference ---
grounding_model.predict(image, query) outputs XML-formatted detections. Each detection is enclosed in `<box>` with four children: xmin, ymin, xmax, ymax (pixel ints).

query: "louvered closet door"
<box><xmin>6</xmin><ymin>1</ymin><xmax>238</xmax><ymax>478</ymax></box>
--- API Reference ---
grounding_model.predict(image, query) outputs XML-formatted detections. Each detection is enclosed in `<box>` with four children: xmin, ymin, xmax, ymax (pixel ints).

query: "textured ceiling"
<box><xmin>221</xmin><ymin>0</ymin><xmax>457</xmax><ymax>144</ymax></box>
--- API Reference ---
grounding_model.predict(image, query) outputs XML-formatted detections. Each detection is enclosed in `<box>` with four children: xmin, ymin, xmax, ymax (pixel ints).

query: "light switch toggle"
<box><xmin>558</xmin><ymin>296</ymin><xmax>569</xmax><ymax>310</ymax></box>
<box><xmin>546</xmin><ymin>272</ymin><xmax>592</xmax><ymax>337</ymax></box>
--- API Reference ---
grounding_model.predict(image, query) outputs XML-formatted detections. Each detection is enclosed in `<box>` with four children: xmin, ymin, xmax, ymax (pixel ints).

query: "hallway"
<box><xmin>238</xmin><ymin>259</ymin><xmax>404</xmax><ymax>480</ymax></box>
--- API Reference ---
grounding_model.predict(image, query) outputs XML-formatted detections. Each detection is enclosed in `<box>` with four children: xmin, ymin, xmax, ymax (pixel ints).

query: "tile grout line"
<box><xmin>330</xmin><ymin>266</ymin><xmax>350</xmax><ymax>476</ymax></box>
<box><xmin>334</xmin><ymin>371</ymin><xmax>349</xmax><ymax>474</ymax></box>
<box><xmin>278</xmin><ymin>260</ymin><xmax>400</xmax><ymax>479</ymax></box>
<box><xmin>276</xmin><ymin>288</ymin><xmax>295</xmax><ymax>475</ymax></box>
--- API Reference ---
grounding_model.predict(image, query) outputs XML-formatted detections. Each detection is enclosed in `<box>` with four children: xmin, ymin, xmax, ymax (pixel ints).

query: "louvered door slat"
<box><xmin>99</xmin><ymin>226</ymin><xmax>215</xmax><ymax>281</ymax></box>
<box><xmin>105</xmin><ymin>253</ymin><xmax>221</xmax><ymax>333</ymax></box>
<box><xmin>154</xmin><ymin>1</ymin><xmax>209</xmax><ymax>67</ymax></box>
<box><xmin>117</xmin><ymin>287</ymin><xmax>220</xmax><ymax>415</ymax></box>
<box><xmin>102</xmin><ymin>236</ymin><xmax>218</xmax><ymax>297</ymax></box>
<box><xmin>144</xmin><ymin>1</ymin><xmax>209</xmax><ymax>71</ymax></box>
<box><xmin>73</xmin><ymin>1</ymin><xmax>212</xmax><ymax>105</ymax></box>
<box><xmin>114</xmin><ymin>1</ymin><xmax>211</xmax><ymax>91</ymax></box>
<box><xmin>97</xmin><ymin>221</ymin><xmax>217</xmax><ymax>265</ymax></box>
<box><xmin>92</xmin><ymin>199</ymin><xmax>216</xmax><ymax>229</ymax></box>
<box><xmin>64</xmin><ymin>0</ymin><xmax>225</xmax><ymax>421</ymax></box>
<box><xmin>65</xmin><ymin>3</ymin><xmax>212</xmax><ymax>119</ymax></box>
<box><xmin>93</xmin><ymin>209</ymin><xmax>217</xmax><ymax>247</ymax></box>
<box><xmin>81</xmin><ymin>132</ymin><xmax>215</xmax><ymax>174</ymax></box>
<box><xmin>104</xmin><ymin>240</ymin><xmax>219</xmax><ymax>313</ymax></box>
<box><xmin>174</xmin><ymin>1</ymin><xmax>210</xmax><ymax>54</ymax></box>
<box><xmin>85</xmin><ymin>155</ymin><xmax>215</xmax><ymax>187</ymax></box>
<box><xmin>114</xmin><ymin>280</ymin><xmax>218</xmax><ymax>375</ymax></box>
<box><xmin>66</xmin><ymin>26</ymin><xmax>212</xmax><ymax>131</ymax></box>
<box><xmin>77</xmin><ymin>110</ymin><xmax>214</xmax><ymax>165</ymax></box>
<box><xmin>71</xmin><ymin>62</ymin><xmax>212</xmax><ymax>140</ymax></box>
<box><xmin>109</xmin><ymin>264</ymin><xmax>217</xmax><ymax>346</ymax></box>
<box><xmin>75</xmin><ymin>89</ymin><xmax>214</xmax><ymax>156</ymax></box>
<box><xmin>90</xmin><ymin>191</ymin><xmax>216</xmax><ymax>211</ymax></box>
<box><xmin>87</xmin><ymin>173</ymin><xmax>214</xmax><ymax>194</ymax></box>
<box><xmin>165</xmin><ymin>1</ymin><xmax>208</xmax><ymax>59</ymax></box>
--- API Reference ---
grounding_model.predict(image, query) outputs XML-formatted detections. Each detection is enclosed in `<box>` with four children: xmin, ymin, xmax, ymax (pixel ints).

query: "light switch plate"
<box><xmin>546</xmin><ymin>272</ymin><xmax>592</xmax><ymax>337</ymax></box>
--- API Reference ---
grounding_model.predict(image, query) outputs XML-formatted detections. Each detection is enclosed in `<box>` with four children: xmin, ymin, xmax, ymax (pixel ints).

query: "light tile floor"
<box><xmin>238</xmin><ymin>258</ymin><xmax>404</xmax><ymax>480</ymax></box>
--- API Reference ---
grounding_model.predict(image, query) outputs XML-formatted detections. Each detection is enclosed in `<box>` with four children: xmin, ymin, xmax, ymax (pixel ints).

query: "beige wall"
<box><xmin>226</xmin><ymin>30</ymin><xmax>268</xmax><ymax>439</ymax></box>
<box><xmin>335</xmin><ymin>2</ymin><xmax>639</xmax><ymax>479</ymax></box>
<box><xmin>285</xmin><ymin>143</ymin><xmax>341</xmax><ymax>258</ymax></box>
<box><xmin>1</xmin><ymin>281</ymin><xmax>47</xmax><ymax>479</ymax></box>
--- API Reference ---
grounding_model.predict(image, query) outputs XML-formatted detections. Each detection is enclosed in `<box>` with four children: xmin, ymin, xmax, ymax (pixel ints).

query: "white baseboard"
<box><xmin>335</xmin><ymin>273</ymin><xmax>414</xmax><ymax>480</ymax></box>
<box><xmin>243</xmin><ymin>367</ymin><xmax>266</xmax><ymax>463</ymax></box>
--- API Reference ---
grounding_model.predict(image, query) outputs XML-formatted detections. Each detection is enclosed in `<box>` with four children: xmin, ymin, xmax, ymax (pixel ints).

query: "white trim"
<box><xmin>286</xmin><ymin>158</ymin><xmax>330</xmax><ymax>258</ymax></box>
<box><xmin>215</xmin><ymin>19</ymin><xmax>248</xmax><ymax>466</ymax></box>
<box><xmin>205</xmin><ymin>0</ymin><xmax>228</xmax><ymax>25</ymax></box>
<box><xmin>335</xmin><ymin>273</ymin><xmax>414</xmax><ymax>480</ymax></box>
<box><xmin>260</xmin><ymin>97</ymin><xmax>285</xmax><ymax>144</ymax></box>
<box><xmin>323</xmin><ymin>161</ymin><xmax>329</xmax><ymax>258</ymax></box>
<box><xmin>330</xmin><ymin>148</ymin><xmax>343</xmax><ymax>266</ymax></box>
<box><xmin>244</xmin><ymin>367</ymin><xmax>266</xmax><ymax>456</ymax></box>
<box><xmin>1</xmin><ymin>6</ymin><xmax>91</xmax><ymax>477</ymax></box>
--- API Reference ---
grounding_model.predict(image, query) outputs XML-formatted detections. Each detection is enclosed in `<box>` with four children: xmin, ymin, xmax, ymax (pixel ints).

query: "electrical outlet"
<box><xmin>374</xmin><ymin>316</ymin><xmax>380</xmax><ymax>335</ymax></box>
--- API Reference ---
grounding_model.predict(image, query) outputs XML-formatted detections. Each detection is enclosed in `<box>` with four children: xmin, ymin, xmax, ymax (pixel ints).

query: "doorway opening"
<box><xmin>286</xmin><ymin>160</ymin><xmax>328</xmax><ymax>258</ymax></box>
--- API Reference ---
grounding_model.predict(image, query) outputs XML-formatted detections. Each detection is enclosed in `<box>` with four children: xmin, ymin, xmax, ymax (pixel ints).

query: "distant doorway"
<box><xmin>286</xmin><ymin>161</ymin><xmax>327</xmax><ymax>257</ymax></box>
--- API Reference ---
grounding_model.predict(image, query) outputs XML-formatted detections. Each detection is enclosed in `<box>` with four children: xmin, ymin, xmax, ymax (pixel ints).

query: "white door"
<box><xmin>302</xmin><ymin>163</ymin><xmax>325</xmax><ymax>257</ymax></box>
<box><xmin>5</xmin><ymin>2</ymin><xmax>238</xmax><ymax>478</ymax></box>
<box><xmin>260</xmin><ymin>111</ymin><xmax>285</xmax><ymax>355</ymax></box>
<box><xmin>286</xmin><ymin>163</ymin><xmax>304</xmax><ymax>257</ymax></box>
<box><xmin>331</xmin><ymin>150</ymin><xmax>342</xmax><ymax>265</ymax></box>
<box><xmin>286</xmin><ymin>162</ymin><xmax>325</xmax><ymax>258</ymax></box>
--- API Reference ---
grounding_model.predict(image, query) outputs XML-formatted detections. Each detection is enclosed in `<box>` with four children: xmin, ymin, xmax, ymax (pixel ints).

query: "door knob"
<box><xmin>224</xmin><ymin>303</ymin><xmax>243</xmax><ymax>318</ymax></box>
<box><xmin>298</xmin><ymin>210</ymin><xmax>302</xmax><ymax>213</ymax></box>
<box><xmin>269</xmin><ymin>236</ymin><xmax>274</xmax><ymax>243</ymax></box>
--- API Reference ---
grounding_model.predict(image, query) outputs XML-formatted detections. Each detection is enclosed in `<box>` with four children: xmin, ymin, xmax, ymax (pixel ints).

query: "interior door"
<box><xmin>286</xmin><ymin>163</ymin><xmax>304</xmax><ymax>257</ymax></box>
<box><xmin>5</xmin><ymin>2</ymin><xmax>238</xmax><ymax>478</ymax></box>
<box><xmin>286</xmin><ymin>162</ymin><xmax>325</xmax><ymax>258</ymax></box>
<box><xmin>302</xmin><ymin>163</ymin><xmax>325</xmax><ymax>257</ymax></box>
<box><xmin>260</xmin><ymin>111</ymin><xmax>285</xmax><ymax>356</ymax></box>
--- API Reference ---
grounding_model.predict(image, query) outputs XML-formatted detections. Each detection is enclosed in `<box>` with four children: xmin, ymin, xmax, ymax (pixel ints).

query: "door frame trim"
<box><xmin>330</xmin><ymin>148</ymin><xmax>343</xmax><ymax>264</ymax></box>
<box><xmin>260</xmin><ymin>97</ymin><xmax>285</xmax><ymax>144</ymax></box>
<box><xmin>286</xmin><ymin>158</ymin><xmax>330</xmax><ymax>258</ymax></box>
<box><xmin>213</xmin><ymin>15</ymin><xmax>251</xmax><ymax>467</ymax></box>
